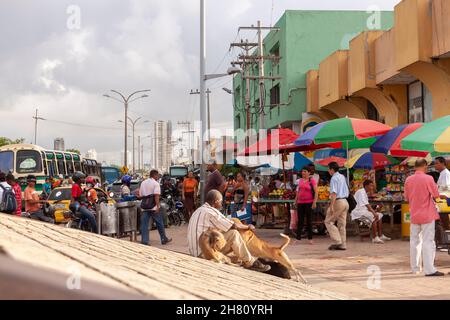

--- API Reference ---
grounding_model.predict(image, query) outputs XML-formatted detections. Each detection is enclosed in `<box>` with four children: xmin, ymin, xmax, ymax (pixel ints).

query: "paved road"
<box><xmin>150</xmin><ymin>223</ymin><xmax>450</xmax><ymax>300</ymax></box>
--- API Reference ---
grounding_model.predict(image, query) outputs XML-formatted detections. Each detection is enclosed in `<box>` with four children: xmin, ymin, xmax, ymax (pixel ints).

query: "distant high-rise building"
<box><xmin>54</xmin><ymin>138</ymin><xmax>65</xmax><ymax>151</ymax></box>
<box><xmin>85</xmin><ymin>149</ymin><xmax>97</xmax><ymax>161</ymax></box>
<box><xmin>153</xmin><ymin>120</ymin><xmax>173</xmax><ymax>173</ymax></box>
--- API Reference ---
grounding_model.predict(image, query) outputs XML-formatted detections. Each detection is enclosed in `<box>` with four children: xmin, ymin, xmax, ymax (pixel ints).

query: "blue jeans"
<box><xmin>75</xmin><ymin>202</ymin><xmax>98</xmax><ymax>233</ymax></box>
<box><xmin>141</xmin><ymin>210</ymin><xmax>168</xmax><ymax>245</ymax></box>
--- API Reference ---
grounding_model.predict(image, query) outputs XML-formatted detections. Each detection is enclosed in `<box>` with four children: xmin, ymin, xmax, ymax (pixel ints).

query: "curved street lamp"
<box><xmin>104</xmin><ymin>89</ymin><xmax>151</xmax><ymax>168</ymax></box>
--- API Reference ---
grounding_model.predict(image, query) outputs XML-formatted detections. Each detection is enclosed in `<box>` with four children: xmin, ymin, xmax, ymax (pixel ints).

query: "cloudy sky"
<box><xmin>0</xmin><ymin>0</ymin><xmax>400</xmax><ymax>165</ymax></box>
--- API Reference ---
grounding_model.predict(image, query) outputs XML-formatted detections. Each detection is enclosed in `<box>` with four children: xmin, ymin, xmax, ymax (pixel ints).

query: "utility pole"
<box><xmin>32</xmin><ymin>109</ymin><xmax>45</xmax><ymax>145</ymax></box>
<box><xmin>230</xmin><ymin>41</ymin><xmax>257</xmax><ymax>148</ymax></box>
<box><xmin>235</xmin><ymin>22</ymin><xmax>281</xmax><ymax>131</ymax></box>
<box><xmin>200</xmin><ymin>0</ymin><xmax>207</xmax><ymax>204</ymax></box>
<box><xmin>190</xmin><ymin>89</ymin><xmax>211</xmax><ymax>142</ymax></box>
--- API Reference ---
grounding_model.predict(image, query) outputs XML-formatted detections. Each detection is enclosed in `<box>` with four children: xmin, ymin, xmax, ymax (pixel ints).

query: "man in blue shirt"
<box><xmin>325</xmin><ymin>162</ymin><xmax>349</xmax><ymax>251</ymax></box>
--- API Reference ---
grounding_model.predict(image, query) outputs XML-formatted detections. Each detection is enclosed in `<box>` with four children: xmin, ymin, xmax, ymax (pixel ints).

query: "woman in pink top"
<box><xmin>294</xmin><ymin>167</ymin><xmax>318</xmax><ymax>243</ymax></box>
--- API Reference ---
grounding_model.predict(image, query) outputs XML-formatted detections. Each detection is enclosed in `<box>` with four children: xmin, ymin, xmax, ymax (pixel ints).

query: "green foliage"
<box><xmin>0</xmin><ymin>137</ymin><xmax>25</xmax><ymax>147</ymax></box>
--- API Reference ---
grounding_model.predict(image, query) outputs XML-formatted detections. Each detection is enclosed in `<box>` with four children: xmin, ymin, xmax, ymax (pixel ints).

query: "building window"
<box><xmin>270</xmin><ymin>84</ymin><xmax>280</xmax><ymax>109</ymax></box>
<box><xmin>235</xmin><ymin>114</ymin><xmax>241</xmax><ymax>129</ymax></box>
<box><xmin>408</xmin><ymin>81</ymin><xmax>432</xmax><ymax>123</ymax></box>
<box><xmin>367</xmin><ymin>101</ymin><xmax>379</xmax><ymax>122</ymax></box>
<box><xmin>270</xmin><ymin>43</ymin><xmax>280</xmax><ymax>66</ymax></box>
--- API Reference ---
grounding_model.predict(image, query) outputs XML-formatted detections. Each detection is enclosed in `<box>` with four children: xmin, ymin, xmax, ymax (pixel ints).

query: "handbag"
<box><xmin>140</xmin><ymin>194</ymin><xmax>156</xmax><ymax>211</ymax></box>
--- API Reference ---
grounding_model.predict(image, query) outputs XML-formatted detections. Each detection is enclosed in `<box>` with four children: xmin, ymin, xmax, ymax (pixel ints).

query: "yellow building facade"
<box><xmin>305</xmin><ymin>0</ymin><xmax>450</xmax><ymax>128</ymax></box>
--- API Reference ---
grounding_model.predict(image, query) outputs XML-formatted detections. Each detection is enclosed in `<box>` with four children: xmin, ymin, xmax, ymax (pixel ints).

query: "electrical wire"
<box><xmin>42</xmin><ymin>118</ymin><xmax>123</xmax><ymax>131</ymax></box>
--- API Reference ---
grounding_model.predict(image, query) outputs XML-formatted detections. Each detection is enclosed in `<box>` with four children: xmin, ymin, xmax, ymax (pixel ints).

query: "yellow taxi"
<box><xmin>47</xmin><ymin>186</ymin><xmax>116</xmax><ymax>223</ymax></box>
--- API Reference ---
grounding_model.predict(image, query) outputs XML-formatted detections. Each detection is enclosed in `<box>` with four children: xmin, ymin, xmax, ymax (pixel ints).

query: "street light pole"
<box><xmin>103</xmin><ymin>89</ymin><xmax>151</xmax><ymax>168</ymax></box>
<box><xmin>199</xmin><ymin>0</ymin><xmax>208</xmax><ymax>204</ymax></box>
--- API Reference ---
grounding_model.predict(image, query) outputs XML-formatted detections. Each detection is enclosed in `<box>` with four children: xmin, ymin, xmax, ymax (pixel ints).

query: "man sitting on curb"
<box><xmin>351</xmin><ymin>180</ymin><xmax>391</xmax><ymax>244</ymax></box>
<box><xmin>187</xmin><ymin>190</ymin><xmax>270</xmax><ymax>272</ymax></box>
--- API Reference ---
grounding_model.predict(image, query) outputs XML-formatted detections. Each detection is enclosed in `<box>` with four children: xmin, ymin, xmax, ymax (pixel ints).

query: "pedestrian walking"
<box><xmin>183</xmin><ymin>171</ymin><xmax>198</xmax><ymax>220</ymax></box>
<box><xmin>294</xmin><ymin>166</ymin><xmax>318</xmax><ymax>244</ymax></box>
<box><xmin>404</xmin><ymin>158</ymin><xmax>446</xmax><ymax>277</ymax></box>
<box><xmin>203</xmin><ymin>161</ymin><xmax>226</xmax><ymax>200</ymax></box>
<box><xmin>140</xmin><ymin>170</ymin><xmax>172</xmax><ymax>246</ymax></box>
<box><xmin>325</xmin><ymin>162</ymin><xmax>349</xmax><ymax>251</ymax></box>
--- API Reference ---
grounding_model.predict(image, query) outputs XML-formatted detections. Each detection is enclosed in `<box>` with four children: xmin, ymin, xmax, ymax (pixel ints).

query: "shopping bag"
<box><xmin>236</xmin><ymin>208</ymin><xmax>247</xmax><ymax>218</ymax></box>
<box><xmin>290</xmin><ymin>209</ymin><xmax>298</xmax><ymax>230</ymax></box>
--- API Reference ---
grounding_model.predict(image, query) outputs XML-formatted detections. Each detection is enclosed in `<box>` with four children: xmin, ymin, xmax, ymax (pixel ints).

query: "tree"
<box><xmin>66</xmin><ymin>149</ymin><xmax>81</xmax><ymax>155</ymax></box>
<box><xmin>0</xmin><ymin>137</ymin><xmax>25</xmax><ymax>147</ymax></box>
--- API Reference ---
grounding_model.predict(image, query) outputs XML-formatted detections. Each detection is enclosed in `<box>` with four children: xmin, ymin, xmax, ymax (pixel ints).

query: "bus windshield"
<box><xmin>102</xmin><ymin>167</ymin><xmax>121</xmax><ymax>184</ymax></box>
<box><xmin>169</xmin><ymin>166</ymin><xmax>188</xmax><ymax>178</ymax></box>
<box><xmin>0</xmin><ymin>151</ymin><xmax>14</xmax><ymax>173</ymax></box>
<box><xmin>16</xmin><ymin>150</ymin><xmax>42</xmax><ymax>174</ymax></box>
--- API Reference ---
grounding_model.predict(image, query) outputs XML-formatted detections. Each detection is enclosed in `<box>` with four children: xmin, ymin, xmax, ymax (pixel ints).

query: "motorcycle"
<box><xmin>64</xmin><ymin>202</ymin><xmax>98</xmax><ymax>232</ymax></box>
<box><xmin>161</xmin><ymin>193</ymin><xmax>185</xmax><ymax>227</ymax></box>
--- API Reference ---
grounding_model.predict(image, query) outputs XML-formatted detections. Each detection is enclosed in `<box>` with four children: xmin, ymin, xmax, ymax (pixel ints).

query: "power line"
<box><xmin>43</xmin><ymin>118</ymin><xmax>123</xmax><ymax>131</ymax></box>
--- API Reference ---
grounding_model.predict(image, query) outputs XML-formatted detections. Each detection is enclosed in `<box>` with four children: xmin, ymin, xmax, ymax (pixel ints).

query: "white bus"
<box><xmin>0</xmin><ymin>144</ymin><xmax>101</xmax><ymax>193</ymax></box>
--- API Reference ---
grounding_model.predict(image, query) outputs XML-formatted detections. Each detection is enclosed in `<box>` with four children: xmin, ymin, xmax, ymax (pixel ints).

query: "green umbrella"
<box><xmin>401</xmin><ymin>116</ymin><xmax>450</xmax><ymax>153</ymax></box>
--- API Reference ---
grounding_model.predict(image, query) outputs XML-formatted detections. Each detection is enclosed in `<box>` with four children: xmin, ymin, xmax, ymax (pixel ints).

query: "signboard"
<box><xmin>120</xmin><ymin>166</ymin><xmax>129</xmax><ymax>174</ymax></box>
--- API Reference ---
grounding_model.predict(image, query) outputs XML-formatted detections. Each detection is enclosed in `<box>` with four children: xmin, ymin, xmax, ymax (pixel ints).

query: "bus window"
<box><xmin>0</xmin><ymin>151</ymin><xmax>14</xmax><ymax>173</ymax></box>
<box><xmin>16</xmin><ymin>150</ymin><xmax>42</xmax><ymax>174</ymax></box>
<box><xmin>57</xmin><ymin>158</ymin><xmax>66</xmax><ymax>176</ymax></box>
<box><xmin>42</xmin><ymin>152</ymin><xmax>48</xmax><ymax>175</ymax></box>
<box><xmin>47</xmin><ymin>160</ymin><xmax>57</xmax><ymax>177</ymax></box>
<box><xmin>65</xmin><ymin>154</ymin><xmax>74</xmax><ymax>175</ymax></box>
<box><xmin>74</xmin><ymin>160</ymin><xmax>82</xmax><ymax>172</ymax></box>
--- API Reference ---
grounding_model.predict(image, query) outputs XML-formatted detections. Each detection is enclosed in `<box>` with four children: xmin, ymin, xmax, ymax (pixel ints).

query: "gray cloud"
<box><xmin>0</xmin><ymin>0</ymin><xmax>400</xmax><ymax>164</ymax></box>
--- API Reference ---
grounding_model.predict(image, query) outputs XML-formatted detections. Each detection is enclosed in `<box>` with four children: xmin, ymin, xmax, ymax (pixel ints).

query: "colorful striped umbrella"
<box><xmin>345</xmin><ymin>152</ymin><xmax>399</xmax><ymax>170</ymax></box>
<box><xmin>316</xmin><ymin>156</ymin><xmax>347</xmax><ymax>167</ymax></box>
<box><xmin>401</xmin><ymin>116</ymin><xmax>450</xmax><ymax>153</ymax></box>
<box><xmin>294</xmin><ymin>117</ymin><xmax>391</xmax><ymax>147</ymax></box>
<box><xmin>370</xmin><ymin>123</ymin><xmax>427</xmax><ymax>157</ymax></box>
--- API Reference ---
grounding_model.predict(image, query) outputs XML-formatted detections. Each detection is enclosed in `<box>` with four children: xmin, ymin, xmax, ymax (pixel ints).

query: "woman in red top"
<box><xmin>6</xmin><ymin>174</ymin><xmax>22</xmax><ymax>216</ymax></box>
<box><xmin>294</xmin><ymin>167</ymin><xmax>318</xmax><ymax>244</ymax></box>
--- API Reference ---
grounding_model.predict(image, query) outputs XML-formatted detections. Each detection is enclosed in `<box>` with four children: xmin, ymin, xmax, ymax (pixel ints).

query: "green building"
<box><xmin>232</xmin><ymin>10</ymin><xmax>394</xmax><ymax>137</ymax></box>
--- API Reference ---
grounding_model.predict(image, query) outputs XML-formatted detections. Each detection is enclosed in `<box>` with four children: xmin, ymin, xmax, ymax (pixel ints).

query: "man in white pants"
<box><xmin>404</xmin><ymin>159</ymin><xmax>446</xmax><ymax>277</ymax></box>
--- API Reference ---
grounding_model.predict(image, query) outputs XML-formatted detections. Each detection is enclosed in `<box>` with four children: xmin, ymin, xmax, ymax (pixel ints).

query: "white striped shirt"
<box><xmin>187</xmin><ymin>203</ymin><xmax>234</xmax><ymax>257</ymax></box>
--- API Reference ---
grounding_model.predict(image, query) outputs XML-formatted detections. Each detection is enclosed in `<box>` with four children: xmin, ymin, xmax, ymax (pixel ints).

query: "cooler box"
<box><xmin>228</xmin><ymin>202</ymin><xmax>252</xmax><ymax>224</ymax></box>
<box><xmin>401</xmin><ymin>204</ymin><xmax>411</xmax><ymax>240</ymax></box>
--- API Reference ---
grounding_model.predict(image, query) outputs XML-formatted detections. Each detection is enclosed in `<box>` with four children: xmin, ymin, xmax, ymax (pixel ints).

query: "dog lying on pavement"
<box><xmin>231</xmin><ymin>218</ymin><xmax>307</xmax><ymax>284</ymax></box>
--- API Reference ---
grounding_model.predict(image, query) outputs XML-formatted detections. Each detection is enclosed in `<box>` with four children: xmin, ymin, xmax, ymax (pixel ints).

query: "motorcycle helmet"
<box><xmin>72</xmin><ymin>171</ymin><xmax>86</xmax><ymax>184</ymax></box>
<box><xmin>121</xmin><ymin>175</ymin><xmax>132</xmax><ymax>185</ymax></box>
<box><xmin>85</xmin><ymin>176</ymin><xmax>96</xmax><ymax>186</ymax></box>
<box><xmin>175</xmin><ymin>201</ymin><xmax>184</xmax><ymax>209</ymax></box>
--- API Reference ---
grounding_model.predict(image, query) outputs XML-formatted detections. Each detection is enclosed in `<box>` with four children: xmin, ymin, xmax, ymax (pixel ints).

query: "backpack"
<box><xmin>0</xmin><ymin>184</ymin><xmax>17</xmax><ymax>214</ymax></box>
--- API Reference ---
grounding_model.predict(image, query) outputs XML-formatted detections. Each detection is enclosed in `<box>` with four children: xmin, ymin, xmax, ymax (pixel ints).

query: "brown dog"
<box><xmin>199</xmin><ymin>228</ymin><xmax>232</xmax><ymax>264</ymax></box>
<box><xmin>232</xmin><ymin>218</ymin><xmax>307</xmax><ymax>283</ymax></box>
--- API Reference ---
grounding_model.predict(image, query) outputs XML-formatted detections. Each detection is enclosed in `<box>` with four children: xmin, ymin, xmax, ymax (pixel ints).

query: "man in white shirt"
<box><xmin>325</xmin><ymin>162</ymin><xmax>349</xmax><ymax>250</ymax></box>
<box><xmin>140</xmin><ymin>170</ymin><xmax>172</xmax><ymax>246</ymax></box>
<box><xmin>351</xmin><ymin>180</ymin><xmax>391</xmax><ymax>244</ymax></box>
<box><xmin>434</xmin><ymin>157</ymin><xmax>450</xmax><ymax>247</ymax></box>
<box><xmin>188</xmin><ymin>190</ymin><xmax>271</xmax><ymax>272</ymax></box>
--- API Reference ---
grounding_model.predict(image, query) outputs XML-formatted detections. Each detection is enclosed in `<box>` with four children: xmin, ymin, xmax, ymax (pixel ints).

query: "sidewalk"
<box><xmin>149</xmin><ymin>223</ymin><xmax>450</xmax><ymax>300</ymax></box>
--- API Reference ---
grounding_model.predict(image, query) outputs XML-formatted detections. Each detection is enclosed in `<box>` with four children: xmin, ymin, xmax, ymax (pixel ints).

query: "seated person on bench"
<box><xmin>351</xmin><ymin>180</ymin><xmax>391</xmax><ymax>244</ymax></box>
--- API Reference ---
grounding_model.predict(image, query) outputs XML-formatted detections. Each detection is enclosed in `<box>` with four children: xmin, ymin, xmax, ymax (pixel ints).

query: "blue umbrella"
<box><xmin>293</xmin><ymin>153</ymin><xmax>312</xmax><ymax>171</ymax></box>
